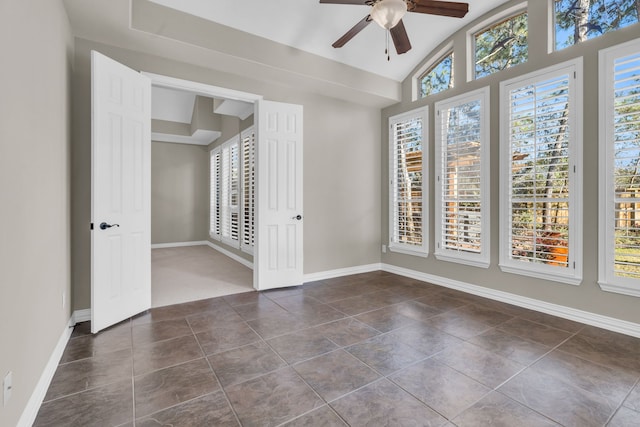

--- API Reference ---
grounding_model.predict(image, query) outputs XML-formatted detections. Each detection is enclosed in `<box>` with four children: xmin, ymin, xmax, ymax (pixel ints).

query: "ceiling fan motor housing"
<box><xmin>370</xmin><ymin>0</ymin><xmax>408</xmax><ymax>29</ymax></box>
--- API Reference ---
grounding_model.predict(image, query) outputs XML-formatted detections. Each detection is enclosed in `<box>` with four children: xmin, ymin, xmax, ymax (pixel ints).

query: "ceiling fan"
<box><xmin>320</xmin><ymin>0</ymin><xmax>469</xmax><ymax>57</ymax></box>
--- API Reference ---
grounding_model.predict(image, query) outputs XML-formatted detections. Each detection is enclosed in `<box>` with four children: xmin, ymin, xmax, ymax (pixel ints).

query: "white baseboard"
<box><xmin>151</xmin><ymin>241</ymin><xmax>208</xmax><ymax>249</ymax></box>
<box><xmin>73</xmin><ymin>309</ymin><xmax>91</xmax><ymax>324</ymax></box>
<box><xmin>304</xmin><ymin>263</ymin><xmax>382</xmax><ymax>283</ymax></box>
<box><xmin>205</xmin><ymin>241</ymin><xmax>254</xmax><ymax>270</ymax></box>
<box><xmin>382</xmin><ymin>263</ymin><xmax>640</xmax><ymax>338</ymax></box>
<box><xmin>17</xmin><ymin>318</ymin><xmax>74</xmax><ymax>427</ymax></box>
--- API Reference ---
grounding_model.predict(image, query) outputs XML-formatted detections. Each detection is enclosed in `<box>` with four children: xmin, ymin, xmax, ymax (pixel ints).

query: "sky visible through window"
<box><xmin>554</xmin><ymin>0</ymin><xmax>639</xmax><ymax>50</ymax></box>
<box><xmin>475</xmin><ymin>12</ymin><xmax>528</xmax><ymax>79</ymax></box>
<box><xmin>420</xmin><ymin>53</ymin><xmax>453</xmax><ymax>98</ymax></box>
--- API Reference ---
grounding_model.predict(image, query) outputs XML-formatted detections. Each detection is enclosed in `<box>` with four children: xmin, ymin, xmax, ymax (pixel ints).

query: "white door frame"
<box><xmin>141</xmin><ymin>72</ymin><xmax>263</xmax><ymax>289</ymax></box>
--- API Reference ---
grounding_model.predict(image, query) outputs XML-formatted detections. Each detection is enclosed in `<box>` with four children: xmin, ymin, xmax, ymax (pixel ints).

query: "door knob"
<box><xmin>292</xmin><ymin>215</ymin><xmax>302</xmax><ymax>220</ymax></box>
<box><xmin>100</xmin><ymin>222</ymin><xmax>120</xmax><ymax>230</ymax></box>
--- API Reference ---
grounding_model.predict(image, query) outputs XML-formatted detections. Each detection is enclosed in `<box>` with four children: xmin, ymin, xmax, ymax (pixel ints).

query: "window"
<box><xmin>499</xmin><ymin>59</ymin><xmax>582</xmax><ymax>284</ymax></box>
<box><xmin>474</xmin><ymin>11</ymin><xmax>528</xmax><ymax>79</ymax></box>
<box><xmin>241</xmin><ymin>126</ymin><xmax>255</xmax><ymax>254</ymax></box>
<box><xmin>210</xmin><ymin>136</ymin><xmax>240</xmax><ymax>247</ymax></box>
<box><xmin>435</xmin><ymin>87</ymin><xmax>491</xmax><ymax>267</ymax></box>
<box><xmin>554</xmin><ymin>0</ymin><xmax>639</xmax><ymax>51</ymax></box>
<box><xmin>599</xmin><ymin>39</ymin><xmax>640</xmax><ymax>297</ymax></box>
<box><xmin>389</xmin><ymin>108</ymin><xmax>428</xmax><ymax>256</ymax></box>
<box><xmin>419</xmin><ymin>52</ymin><xmax>454</xmax><ymax>98</ymax></box>
<box><xmin>210</xmin><ymin>150</ymin><xmax>221</xmax><ymax>238</ymax></box>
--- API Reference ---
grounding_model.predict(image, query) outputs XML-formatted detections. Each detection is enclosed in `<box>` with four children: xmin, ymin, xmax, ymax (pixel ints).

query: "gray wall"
<box><xmin>151</xmin><ymin>142</ymin><xmax>209</xmax><ymax>244</ymax></box>
<box><xmin>381</xmin><ymin>0</ymin><xmax>640</xmax><ymax>324</ymax></box>
<box><xmin>0</xmin><ymin>1</ymin><xmax>73</xmax><ymax>425</ymax></box>
<box><xmin>71</xmin><ymin>38</ymin><xmax>381</xmax><ymax>310</ymax></box>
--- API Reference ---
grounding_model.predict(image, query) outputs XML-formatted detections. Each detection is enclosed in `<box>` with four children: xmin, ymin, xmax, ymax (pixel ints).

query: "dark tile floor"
<box><xmin>34</xmin><ymin>271</ymin><xmax>640</xmax><ymax>426</ymax></box>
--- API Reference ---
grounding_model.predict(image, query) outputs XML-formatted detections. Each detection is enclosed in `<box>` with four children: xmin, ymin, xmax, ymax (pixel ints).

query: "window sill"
<box><xmin>435</xmin><ymin>252</ymin><xmax>490</xmax><ymax>268</ymax></box>
<box><xmin>389</xmin><ymin>246</ymin><xmax>429</xmax><ymax>258</ymax></box>
<box><xmin>499</xmin><ymin>263</ymin><xmax>582</xmax><ymax>286</ymax></box>
<box><xmin>598</xmin><ymin>281</ymin><xmax>640</xmax><ymax>298</ymax></box>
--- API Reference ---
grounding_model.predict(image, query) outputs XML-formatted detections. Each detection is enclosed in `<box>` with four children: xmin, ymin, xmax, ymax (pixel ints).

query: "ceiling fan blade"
<box><xmin>390</xmin><ymin>19</ymin><xmax>412</xmax><ymax>54</ymax></box>
<box><xmin>411</xmin><ymin>0</ymin><xmax>469</xmax><ymax>18</ymax></box>
<box><xmin>332</xmin><ymin>15</ymin><xmax>372</xmax><ymax>48</ymax></box>
<box><xmin>319</xmin><ymin>0</ymin><xmax>369</xmax><ymax>5</ymax></box>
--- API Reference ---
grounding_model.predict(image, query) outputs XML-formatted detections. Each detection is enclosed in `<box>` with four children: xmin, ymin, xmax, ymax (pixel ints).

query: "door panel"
<box><xmin>256</xmin><ymin>101</ymin><xmax>304</xmax><ymax>290</ymax></box>
<box><xmin>91</xmin><ymin>51</ymin><xmax>151</xmax><ymax>333</ymax></box>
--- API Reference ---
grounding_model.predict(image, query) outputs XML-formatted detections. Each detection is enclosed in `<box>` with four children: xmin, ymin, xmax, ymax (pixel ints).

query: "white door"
<box><xmin>91</xmin><ymin>51</ymin><xmax>151</xmax><ymax>333</ymax></box>
<box><xmin>255</xmin><ymin>101</ymin><xmax>304</xmax><ymax>290</ymax></box>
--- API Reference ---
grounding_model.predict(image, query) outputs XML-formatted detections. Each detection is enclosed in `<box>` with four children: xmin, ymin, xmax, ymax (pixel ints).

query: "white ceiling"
<box><xmin>149</xmin><ymin>0</ymin><xmax>509</xmax><ymax>81</ymax></box>
<box><xmin>151</xmin><ymin>86</ymin><xmax>196</xmax><ymax>123</ymax></box>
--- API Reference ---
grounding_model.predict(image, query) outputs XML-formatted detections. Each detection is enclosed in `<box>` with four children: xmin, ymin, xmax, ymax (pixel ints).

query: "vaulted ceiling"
<box><xmin>62</xmin><ymin>0</ymin><xmax>509</xmax><ymax>107</ymax></box>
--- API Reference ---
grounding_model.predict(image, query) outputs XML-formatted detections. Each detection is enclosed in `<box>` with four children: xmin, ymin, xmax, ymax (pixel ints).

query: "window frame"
<box><xmin>210</xmin><ymin>149</ymin><xmax>222</xmax><ymax>239</ymax></box>
<box><xmin>417</xmin><ymin>49</ymin><xmax>454</xmax><ymax>100</ymax></box>
<box><xmin>210</xmin><ymin>136</ymin><xmax>241</xmax><ymax>249</ymax></box>
<box><xmin>434</xmin><ymin>86</ymin><xmax>491</xmax><ymax>268</ymax></box>
<box><xmin>466</xmin><ymin>2</ymin><xmax>528</xmax><ymax>82</ymax></box>
<box><xmin>412</xmin><ymin>42</ymin><xmax>454</xmax><ymax>101</ymax></box>
<box><xmin>598</xmin><ymin>38</ymin><xmax>640</xmax><ymax>297</ymax></box>
<box><xmin>551</xmin><ymin>0</ymin><xmax>640</xmax><ymax>53</ymax></box>
<box><xmin>499</xmin><ymin>57</ymin><xmax>583</xmax><ymax>285</ymax></box>
<box><xmin>240</xmin><ymin>126</ymin><xmax>256</xmax><ymax>255</ymax></box>
<box><xmin>389</xmin><ymin>107</ymin><xmax>429</xmax><ymax>257</ymax></box>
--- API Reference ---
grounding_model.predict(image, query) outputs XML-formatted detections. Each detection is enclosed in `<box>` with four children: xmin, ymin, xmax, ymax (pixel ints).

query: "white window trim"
<box><xmin>598</xmin><ymin>38</ymin><xmax>640</xmax><ymax>298</ymax></box>
<box><xmin>389</xmin><ymin>107</ymin><xmax>429</xmax><ymax>257</ymax></box>
<box><xmin>499</xmin><ymin>57</ymin><xmax>583</xmax><ymax>285</ymax></box>
<box><xmin>466</xmin><ymin>2</ymin><xmax>528</xmax><ymax>82</ymax></box>
<box><xmin>434</xmin><ymin>86</ymin><xmax>491</xmax><ymax>268</ymax></box>
<box><xmin>546</xmin><ymin>0</ymin><xmax>557</xmax><ymax>54</ymax></box>
<box><xmin>412</xmin><ymin>42</ymin><xmax>454</xmax><ymax>101</ymax></box>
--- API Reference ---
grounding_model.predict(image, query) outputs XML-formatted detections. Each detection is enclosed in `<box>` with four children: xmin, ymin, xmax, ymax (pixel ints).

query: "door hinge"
<box><xmin>573</xmin><ymin>261</ymin><xmax>576</xmax><ymax>269</ymax></box>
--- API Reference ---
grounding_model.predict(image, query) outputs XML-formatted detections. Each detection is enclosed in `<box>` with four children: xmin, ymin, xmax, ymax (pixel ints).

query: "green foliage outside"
<box><xmin>475</xmin><ymin>12</ymin><xmax>528</xmax><ymax>79</ymax></box>
<box><xmin>554</xmin><ymin>0</ymin><xmax>639</xmax><ymax>50</ymax></box>
<box><xmin>420</xmin><ymin>53</ymin><xmax>453</xmax><ymax>98</ymax></box>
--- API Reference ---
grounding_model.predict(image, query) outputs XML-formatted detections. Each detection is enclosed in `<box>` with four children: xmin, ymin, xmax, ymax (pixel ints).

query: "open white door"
<box><xmin>255</xmin><ymin>100</ymin><xmax>304</xmax><ymax>290</ymax></box>
<box><xmin>91</xmin><ymin>51</ymin><xmax>151</xmax><ymax>333</ymax></box>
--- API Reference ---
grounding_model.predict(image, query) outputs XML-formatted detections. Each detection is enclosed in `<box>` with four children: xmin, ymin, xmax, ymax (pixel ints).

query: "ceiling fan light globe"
<box><xmin>370</xmin><ymin>0</ymin><xmax>407</xmax><ymax>29</ymax></box>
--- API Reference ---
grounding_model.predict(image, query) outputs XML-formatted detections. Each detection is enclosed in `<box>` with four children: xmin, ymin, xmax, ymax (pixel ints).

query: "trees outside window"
<box><xmin>389</xmin><ymin>108</ymin><xmax>429</xmax><ymax>256</ymax></box>
<box><xmin>475</xmin><ymin>12</ymin><xmax>528</xmax><ymax>79</ymax></box>
<box><xmin>435</xmin><ymin>87</ymin><xmax>490</xmax><ymax>267</ymax></box>
<box><xmin>419</xmin><ymin>52</ymin><xmax>454</xmax><ymax>98</ymax></box>
<box><xmin>599</xmin><ymin>39</ymin><xmax>640</xmax><ymax>297</ymax></box>
<box><xmin>500</xmin><ymin>59</ymin><xmax>582</xmax><ymax>284</ymax></box>
<box><xmin>554</xmin><ymin>0</ymin><xmax>639</xmax><ymax>50</ymax></box>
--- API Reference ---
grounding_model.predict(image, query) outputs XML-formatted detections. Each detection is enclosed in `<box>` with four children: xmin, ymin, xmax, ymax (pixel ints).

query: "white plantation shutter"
<box><xmin>230</xmin><ymin>141</ymin><xmax>240</xmax><ymax>242</ymax></box>
<box><xmin>600</xmin><ymin>40</ymin><xmax>640</xmax><ymax>296</ymax></box>
<box><xmin>500</xmin><ymin>59</ymin><xmax>582</xmax><ymax>284</ymax></box>
<box><xmin>212</xmin><ymin>137</ymin><xmax>240</xmax><ymax>247</ymax></box>
<box><xmin>435</xmin><ymin>87</ymin><xmax>490</xmax><ymax>267</ymax></box>
<box><xmin>241</xmin><ymin>127</ymin><xmax>255</xmax><ymax>253</ymax></box>
<box><xmin>210</xmin><ymin>149</ymin><xmax>221</xmax><ymax>238</ymax></box>
<box><xmin>389</xmin><ymin>108</ymin><xmax>428</xmax><ymax>256</ymax></box>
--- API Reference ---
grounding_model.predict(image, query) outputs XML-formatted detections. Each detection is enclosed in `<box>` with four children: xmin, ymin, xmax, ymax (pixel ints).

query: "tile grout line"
<box><xmin>604</xmin><ymin>375</ymin><xmax>640</xmax><ymax>426</ymax></box>
<box><xmin>187</xmin><ymin>315</ymin><xmax>244</xmax><ymax>427</ymax></box>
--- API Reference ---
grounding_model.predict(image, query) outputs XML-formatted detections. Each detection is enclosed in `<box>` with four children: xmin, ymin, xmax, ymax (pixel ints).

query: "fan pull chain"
<box><xmin>386</xmin><ymin>30</ymin><xmax>390</xmax><ymax>61</ymax></box>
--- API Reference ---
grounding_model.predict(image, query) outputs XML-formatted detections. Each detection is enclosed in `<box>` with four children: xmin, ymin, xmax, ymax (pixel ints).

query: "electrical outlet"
<box><xmin>3</xmin><ymin>371</ymin><xmax>12</xmax><ymax>406</ymax></box>
<box><xmin>382</xmin><ymin>244</ymin><xmax>387</xmax><ymax>253</ymax></box>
